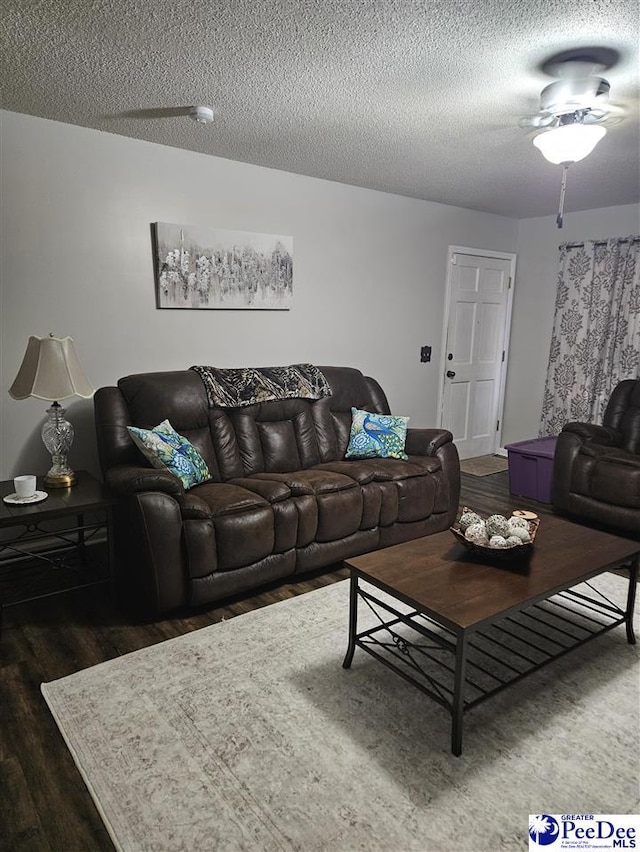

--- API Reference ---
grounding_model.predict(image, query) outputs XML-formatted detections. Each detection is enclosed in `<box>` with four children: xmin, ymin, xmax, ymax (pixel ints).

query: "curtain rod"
<box><xmin>562</xmin><ymin>237</ymin><xmax>640</xmax><ymax>248</ymax></box>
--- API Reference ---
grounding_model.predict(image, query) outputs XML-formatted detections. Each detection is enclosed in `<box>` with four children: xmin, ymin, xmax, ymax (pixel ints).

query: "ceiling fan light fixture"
<box><xmin>533</xmin><ymin>123</ymin><xmax>606</xmax><ymax>164</ymax></box>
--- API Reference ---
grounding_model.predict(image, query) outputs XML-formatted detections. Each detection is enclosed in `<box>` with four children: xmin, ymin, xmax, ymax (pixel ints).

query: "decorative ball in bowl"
<box><xmin>450</xmin><ymin>507</ymin><xmax>539</xmax><ymax>562</ymax></box>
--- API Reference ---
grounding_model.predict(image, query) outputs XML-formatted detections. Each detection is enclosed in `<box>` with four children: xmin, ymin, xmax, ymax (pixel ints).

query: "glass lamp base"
<box><xmin>44</xmin><ymin>471</ymin><xmax>77</xmax><ymax>488</ymax></box>
<box><xmin>41</xmin><ymin>404</ymin><xmax>77</xmax><ymax>487</ymax></box>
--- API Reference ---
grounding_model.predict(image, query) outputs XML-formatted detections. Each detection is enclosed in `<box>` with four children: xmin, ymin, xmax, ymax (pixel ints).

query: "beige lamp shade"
<box><xmin>9</xmin><ymin>335</ymin><xmax>94</xmax><ymax>401</ymax></box>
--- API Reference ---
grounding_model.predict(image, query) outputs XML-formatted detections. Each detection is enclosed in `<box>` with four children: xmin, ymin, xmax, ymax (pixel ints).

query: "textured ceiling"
<box><xmin>1</xmin><ymin>0</ymin><xmax>639</xmax><ymax>218</ymax></box>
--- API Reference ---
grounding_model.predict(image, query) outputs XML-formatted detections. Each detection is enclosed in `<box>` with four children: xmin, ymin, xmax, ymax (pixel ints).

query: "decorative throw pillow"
<box><xmin>345</xmin><ymin>408</ymin><xmax>409</xmax><ymax>460</ymax></box>
<box><xmin>127</xmin><ymin>419</ymin><xmax>210</xmax><ymax>489</ymax></box>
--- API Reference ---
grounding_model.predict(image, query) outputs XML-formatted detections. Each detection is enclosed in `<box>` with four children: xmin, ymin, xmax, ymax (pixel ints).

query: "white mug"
<box><xmin>14</xmin><ymin>474</ymin><xmax>37</xmax><ymax>499</ymax></box>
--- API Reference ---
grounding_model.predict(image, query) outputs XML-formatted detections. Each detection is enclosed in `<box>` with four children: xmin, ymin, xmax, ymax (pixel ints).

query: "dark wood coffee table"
<box><xmin>342</xmin><ymin>514</ymin><xmax>639</xmax><ymax>755</ymax></box>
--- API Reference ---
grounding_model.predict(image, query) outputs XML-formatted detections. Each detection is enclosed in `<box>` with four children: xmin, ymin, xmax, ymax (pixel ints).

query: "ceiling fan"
<box><xmin>521</xmin><ymin>47</ymin><xmax>625</xmax><ymax>228</ymax></box>
<box><xmin>521</xmin><ymin>48</ymin><xmax>623</xmax><ymax>132</ymax></box>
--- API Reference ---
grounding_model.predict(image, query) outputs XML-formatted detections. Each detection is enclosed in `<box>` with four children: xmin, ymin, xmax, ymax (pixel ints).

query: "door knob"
<box><xmin>446</xmin><ymin>370</ymin><xmax>456</xmax><ymax>378</ymax></box>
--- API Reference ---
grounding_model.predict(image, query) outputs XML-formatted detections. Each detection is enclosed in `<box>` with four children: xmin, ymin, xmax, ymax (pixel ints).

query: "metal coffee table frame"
<box><xmin>343</xmin><ymin>557</ymin><xmax>638</xmax><ymax>756</ymax></box>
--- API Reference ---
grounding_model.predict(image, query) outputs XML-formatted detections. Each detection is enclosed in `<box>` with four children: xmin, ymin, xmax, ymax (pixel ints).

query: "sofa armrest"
<box><xmin>405</xmin><ymin>428</ymin><xmax>454</xmax><ymax>456</ymax></box>
<box><xmin>552</xmin><ymin>424</ymin><xmax>624</xmax><ymax>511</ymax></box>
<box><xmin>105</xmin><ymin>464</ymin><xmax>185</xmax><ymax>498</ymax></box>
<box><xmin>562</xmin><ymin>422</ymin><xmax>621</xmax><ymax>446</ymax></box>
<box><xmin>111</xmin><ymin>490</ymin><xmax>189</xmax><ymax>617</ymax></box>
<box><xmin>405</xmin><ymin>428</ymin><xmax>460</xmax><ymax>527</ymax></box>
<box><xmin>180</xmin><ymin>492</ymin><xmax>214</xmax><ymax>519</ymax></box>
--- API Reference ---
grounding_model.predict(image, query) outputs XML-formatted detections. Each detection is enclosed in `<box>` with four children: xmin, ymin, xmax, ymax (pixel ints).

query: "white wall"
<box><xmin>502</xmin><ymin>202</ymin><xmax>640</xmax><ymax>446</ymax></box>
<box><xmin>0</xmin><ymin>110</ymin><xmax>518</xmax><ymax>480</ymax></box>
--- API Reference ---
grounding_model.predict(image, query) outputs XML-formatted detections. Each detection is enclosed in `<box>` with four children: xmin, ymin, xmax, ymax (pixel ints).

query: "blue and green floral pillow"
<box><xmin>345</xmin><ymin>408</ymin><xmax>409</xmax><ymax>460</ymax></box>
<box><xmin>127</xmin><ymin>419</ymin><xmax>210</xmax><ymax>489</ymax></box>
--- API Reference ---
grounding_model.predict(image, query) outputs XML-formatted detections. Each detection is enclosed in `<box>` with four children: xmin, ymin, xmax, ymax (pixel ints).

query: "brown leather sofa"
<box><xmin>552</xmin><ymin>379</ymin><xmax>640</xmax><ymax>539</ymax></box>
<box><xmin>94</xmin><ymin>366</ymin><xmax>460</xmax><ymax>616</ymax></box>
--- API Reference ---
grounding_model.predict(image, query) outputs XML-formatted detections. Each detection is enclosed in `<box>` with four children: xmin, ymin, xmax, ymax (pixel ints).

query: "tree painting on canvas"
<box><xmin>153</xmin><ymin>222</ymin><xmax>293</xmax><ymax>310</ymax></box>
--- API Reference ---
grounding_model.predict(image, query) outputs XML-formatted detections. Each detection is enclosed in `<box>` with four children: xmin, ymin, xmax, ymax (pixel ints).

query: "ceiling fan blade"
<box><xmin>519</xmin><ymin>112</ymin><xmax>556</xmax><ymax>129</ymax></box>
<box><xmin>104</xmin><ymin>107</ymin><xmax>193</xmax><ymax>120</ymax></box>
<box><xmin>588</xmin><ymin>108</ymin><xmax>625</xmax><ymax>127</ymax></box>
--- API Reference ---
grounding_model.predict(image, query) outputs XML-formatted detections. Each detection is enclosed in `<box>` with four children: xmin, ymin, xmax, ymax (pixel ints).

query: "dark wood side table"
<box><xmin>0</xmin><ymin>470</ymin><xmax>115</xmax><ymax>632</ymax></box>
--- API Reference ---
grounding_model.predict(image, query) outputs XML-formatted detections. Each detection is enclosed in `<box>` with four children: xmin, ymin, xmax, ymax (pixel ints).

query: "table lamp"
<box><xmin>9</xmin><ymin>334</ymin><xmax>94</xmax><ymax>487</ymax></box>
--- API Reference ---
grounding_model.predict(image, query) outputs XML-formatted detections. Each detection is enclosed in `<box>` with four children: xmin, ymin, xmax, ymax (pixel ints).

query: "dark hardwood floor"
<box><xmin>0</xmin><ymin>472</ymin><xmax>556</xmax><ymax>851</ymax></box>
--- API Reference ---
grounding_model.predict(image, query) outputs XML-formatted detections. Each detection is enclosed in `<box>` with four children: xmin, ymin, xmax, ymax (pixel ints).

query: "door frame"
<box><xmin>437</xmin><ymin>245</ymin><xmax>517</xmax><ymax>456</ymax></box>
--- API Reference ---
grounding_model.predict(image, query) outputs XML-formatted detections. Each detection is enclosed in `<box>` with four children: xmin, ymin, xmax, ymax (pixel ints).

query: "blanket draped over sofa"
<box><xmin>190</xmin><ymin>363</ymin><xmax>332</xmax><ymax>408</ymax></box>
<box><xmin>94</xmin><ymin>365</ymin><xmax>460</xmax><ymax>617</ymax></box>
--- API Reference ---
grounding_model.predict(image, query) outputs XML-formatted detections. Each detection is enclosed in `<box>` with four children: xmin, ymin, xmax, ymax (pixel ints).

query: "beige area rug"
<box><xmin>460</xmin><ymin>454</ymin><xmax>509</xmax><ymax>476</ymax></box>
<box><xmin>42</xmin><ymin>577</ymin><xmax>639</xmax><ymax>852</ymax></box>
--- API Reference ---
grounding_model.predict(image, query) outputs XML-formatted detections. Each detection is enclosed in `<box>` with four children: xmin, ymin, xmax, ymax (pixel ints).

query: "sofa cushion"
<box><xmin>116</xmin><ymin>371</ymin><xmax>220</xmax><ymax>478</ymax></box>
<box><xmin>222</xmin><ymin>480</ymin><xmax>303</xmax><ymax>552</ymax></box>
<box><xmin>353</xmin><ymin>458</ymin><xmax>439</xmax><ymax>481</ymax></box>
<box><xmin>127</xmin><ymin>420</ymin><xmax>210</xmax><ymax>489</ymax></box>
<box><xmin>345</xmin><ymin>408</ymin><xmax>409</xmax><ymax>460</ymax></box>
<box><xmin>248</xmin><ymin>469</ymin><xmax>362</xmax><ymax>542</ymax></box>
<box><xmin>228</xmin><ymin>477</ymin><xmax>292</xmax><ymax>503</ymax></box>
<box><xmin>312</xmin><ymin>461</ymin><xmax>376</xmax><ymax>485</ymax></box>
<box><xmin>249</xmin><ymin>469</ymin><xmax>358</xmax><ymax>496</ymax></box>
<box><xmin>189</xmin><ymin>481</ymin><xmax>275</xmax><ymax>570</ymax></box>
<box><xmin>316</xmin><ymin>488</ymin><xmax>364</xmax><ymax>541</ymax></box>
<box><xmin>405</xmin><ymin>455</ymin><xmax>444</xmax><ymax>475</ymax></box>
<box><xmin>229</xmin><ymin>399</ymin><xmax>322</xmax><ymax>474</ymax></box>
<box><xmin>188</xmin><ymin>481</ymin><xmax>269</xmax><ymax>516</ymax></box>
<box><xmin>214</xmin><ymin>506</ymin><xmax>275</xmax><ymax>570</ymax></box>
<box><xmin>578</xmin><ymin>442</ymin><xmax>623</xmax><ymax>459</ymax></box>
<box><xmin>311</xmin><ymin>367</ymin><xmax>390</xmax><ymax>463</ymax></box>
<box><xmin>396</xmin><ymin>475</ymin><xmax>436</xmax><ymax>522</ymax></box>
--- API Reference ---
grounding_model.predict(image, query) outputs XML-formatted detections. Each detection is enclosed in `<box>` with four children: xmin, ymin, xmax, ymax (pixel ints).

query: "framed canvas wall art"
<box><xmin>153</xmin><ymin>222</ymin><xmax>293</xmax><ymax>310</ymax></box>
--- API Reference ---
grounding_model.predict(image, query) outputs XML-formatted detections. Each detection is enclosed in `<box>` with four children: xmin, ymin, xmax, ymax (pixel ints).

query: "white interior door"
<box><xmin>439</xmin><ymin>249</ymin><xmax>514</xmax><ymax>460</ymax></box>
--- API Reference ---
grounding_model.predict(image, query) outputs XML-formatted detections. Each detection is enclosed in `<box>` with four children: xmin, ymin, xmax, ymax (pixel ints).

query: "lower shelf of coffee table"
<box><xmin>353</xmin><ymin>574</ymin><xmax>631</xmax><ymax>714</ymax></box>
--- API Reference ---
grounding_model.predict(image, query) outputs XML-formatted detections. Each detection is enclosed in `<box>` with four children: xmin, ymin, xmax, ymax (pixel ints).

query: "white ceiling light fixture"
<box><xmin>533</xmin><ymin>112</ymin><xmax>608</xmax><ymax>229</ymax></box>
<box><xmin>533</xmin><ymin>121</ymin><xmax>607</xmax><ymax>165</ymax></box>
<box><xmin>189</xmin><ymin>105</ymin><xmax>214</xmax><ymax>124</ymax></box>
<box><xmin>533</xmin><ymin>114</ymin><xmax>608</xmax><ymax>229</ymax></box>
<box><xmin>524</xmin><ymin>49</ymin><xmax>619</xmax><ymax>228</ymax></box>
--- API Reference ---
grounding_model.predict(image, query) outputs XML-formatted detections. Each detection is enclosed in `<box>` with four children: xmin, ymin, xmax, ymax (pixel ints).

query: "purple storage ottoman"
<box><xmin>505</xmin><ymin>437</ymin><xmax>558</xmax><ymax>503</ymax></box>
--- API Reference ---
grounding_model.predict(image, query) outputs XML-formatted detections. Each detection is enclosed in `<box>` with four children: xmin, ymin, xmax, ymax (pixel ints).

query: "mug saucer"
<box><xmin>3</xmin><ymin>490</ymin><xmax>48</xmax><ymax>505</ymax></box>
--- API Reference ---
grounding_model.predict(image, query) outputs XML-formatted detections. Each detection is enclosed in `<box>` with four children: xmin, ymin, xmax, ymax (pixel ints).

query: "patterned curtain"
<box><xmin>539</xmin><ymin>236</ymin><xmax>640</xmax><ymax>436</ymax></box>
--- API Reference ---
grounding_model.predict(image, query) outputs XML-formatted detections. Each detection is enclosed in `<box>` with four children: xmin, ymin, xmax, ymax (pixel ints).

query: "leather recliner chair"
<box><xmin>552</xmin><ymin>379</ymin><xmax>640</xmax><ymax>539</ymax></box>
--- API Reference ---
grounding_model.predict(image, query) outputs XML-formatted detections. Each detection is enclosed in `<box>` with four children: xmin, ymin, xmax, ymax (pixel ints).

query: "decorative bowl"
<box><xmin>450</xmin><ymin>507</ymin><xmax>539</xmax><ymax>562</ymax></box>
